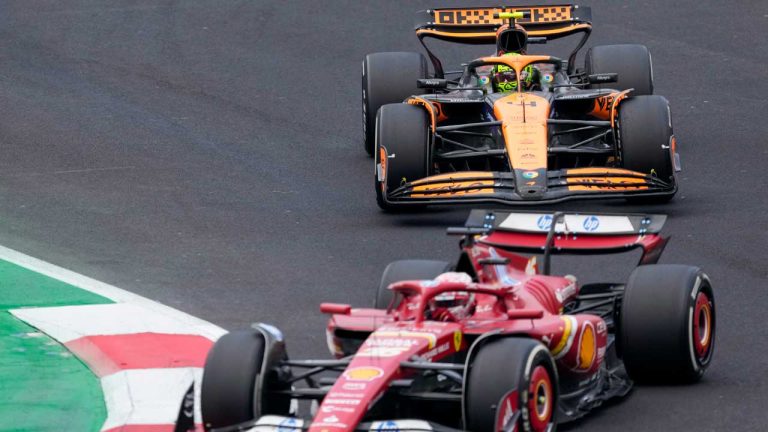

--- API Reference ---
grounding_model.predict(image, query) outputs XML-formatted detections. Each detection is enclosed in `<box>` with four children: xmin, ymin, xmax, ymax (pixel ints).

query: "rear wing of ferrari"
<box><xmin>450</xmin><ymin>210</ymin><xmax>669</xmax><ymax>268</ymax></box>
<box><xmin>415</xmin><ymin>4</ymin><xmax>592</xmax><ymax>76</ymax></box>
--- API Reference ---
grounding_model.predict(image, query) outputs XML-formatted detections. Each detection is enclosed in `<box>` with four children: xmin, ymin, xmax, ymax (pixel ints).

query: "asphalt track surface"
<box><xmin>0</xmin><ymin>1</ymin><xmax>766</xmax><ymax>430</ymax></box>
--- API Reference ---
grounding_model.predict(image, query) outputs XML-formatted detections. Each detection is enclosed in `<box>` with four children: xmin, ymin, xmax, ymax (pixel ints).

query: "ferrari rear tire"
<box><xmin>465</xmin><ymin>338</ymin><xmax>558</xmax><ymax>432</ymax></box>
<box><xmin>363</xmin><ymin>51</ymin><xmax>428</xmax><ymax>156</ymax></box>
<box><xmin>375</xmin><ymin>103</ymin><xmax>431</xmax><ymax>211</ymax></box>
<box><xmin>201</xmin><ymin>330</ymin><xmax>266</xmax><ymax>431</ymax></box>
<box><xmin>585</xmin><ymin>44</ymin><xmax>653</xmax><ymax>95</ymax></box>
<box><xmin>617</xmin><ymin>95</ymin><xmax>676</xmax><ymax>203</ymax></box>
<box><xmin>375</xmin><ymin>259</ymin><xmax>452</xmax><ymax>308</ymax></box>
<box><xmin>620</xmin><ymin>265</ymin><xmax>715</xmax><ymax>383</ymax></box>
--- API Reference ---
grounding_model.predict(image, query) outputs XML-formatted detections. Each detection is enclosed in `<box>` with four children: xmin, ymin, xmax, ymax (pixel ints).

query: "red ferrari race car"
<box><xmin>177</xmin><ymin>211</ymin><xmax>714</xmax><ymax>432</ymax></box>
<box><xmin>363</xmin><ymin>5</ymin><xmax>681</xmax><ymax>208</ymax></box>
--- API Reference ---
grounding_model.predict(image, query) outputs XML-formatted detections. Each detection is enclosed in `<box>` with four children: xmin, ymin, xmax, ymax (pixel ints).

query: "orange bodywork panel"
<box><xmin>609</xmin><ymin>90</ymin><xmax>631</xmax><ymax>128</ymax></box>
<box><xmin>493</xmin><ymin>93</ymin><xmax>551</xmax><ymax>171</ymax></box>
<box><xmin>410</xmin><ymin>172</ymin><xmax>495</xmax><ymax>197</ymax></box>
<box><xmin>565</xmin><ymin>168</ymin><xmax>648</xmax><ymax>191</ymax></box>
<box><xmin>589</xmin><ymin>94</ymin><xmax>617</xmax><ymax>120</ymax></box>
<box><xmin>587</xmin><ymin>89</ymin><xmax>630</xmax><ymax>127</ymax></box>
<box><xmin>378</xmin><ymin>147</ymin><xmax>388</xmax><ymax>188</ymax></box>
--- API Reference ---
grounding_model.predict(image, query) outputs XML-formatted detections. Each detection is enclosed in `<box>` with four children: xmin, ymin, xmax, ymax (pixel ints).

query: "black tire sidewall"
<box><xmin>363</xmin><ymin>52</ymin><xmax>427</xmax><ymax>155</ymax></box>
<box><xmin>375</xmin><ymin>104</ymin><xmax>431</xmax><ymax>211</ymax></box>
<box><xmin>201</xmin><ymin>330</ymin><xmax>266</xmax><ymax>430</ymax></box>
<box><xmin>586</xmin><ymin>44</ymin><xmax>653</xmax><ymax>95</ymax></box>
<box><xmin>618</xmin><ymin>95</ymin><xmax>674</xmax><ymax>183</ymax></box>
<box><xmin>621</xmin><ymin>265</ymin><xmax>714</xmax><ymax>383</ymax></box>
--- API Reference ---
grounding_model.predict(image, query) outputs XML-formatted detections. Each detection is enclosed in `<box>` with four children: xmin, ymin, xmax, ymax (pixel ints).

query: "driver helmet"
<box><xmin>492</xmin><ymin>53</ymin><xmax>536</xmax><ymax>92</ymax></box>
<box><xmin>428</xmin><ymin>272</ymin><xmax>475</xmax><ymax>321</ymax></box>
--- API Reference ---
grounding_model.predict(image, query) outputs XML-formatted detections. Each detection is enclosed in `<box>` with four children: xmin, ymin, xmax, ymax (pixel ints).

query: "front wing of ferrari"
<box><xmin>214</xmin><ymin>416</ymin><xmax>463</xmax><ymax>432</ymax></box>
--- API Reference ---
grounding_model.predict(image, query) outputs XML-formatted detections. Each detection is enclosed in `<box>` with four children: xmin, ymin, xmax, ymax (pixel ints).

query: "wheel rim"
<box><xmin>692</xmin><ymin>292</ymin><xmax>713</xmax><ymax>360</ymax></box>
<box><xmin>528</xmin><ymin>365</ymin><xmax>553</xmax><ymax>431</ymax></box>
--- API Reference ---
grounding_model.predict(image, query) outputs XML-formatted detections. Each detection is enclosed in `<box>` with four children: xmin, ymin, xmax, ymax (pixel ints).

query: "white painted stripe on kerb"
<box><xmin>101</xmin><ymin>368</ymin><xmax>203</xmax><ymax>430</ymax></box>
<box><xmin>0</xmin><ymin>244</ymin><xmax>226</xmax><ymax>340</ymax></box>
<box><xmin>11</xmin><ymin>303</ymin><xmax>219</xmax><ymax>343</ymax></box>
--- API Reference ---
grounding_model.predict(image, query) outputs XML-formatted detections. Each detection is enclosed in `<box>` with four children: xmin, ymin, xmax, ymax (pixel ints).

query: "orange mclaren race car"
<box><xmin>362</xmin><ymin>6</ymin><xmax>681</xmax><ymax>209</ymax></box>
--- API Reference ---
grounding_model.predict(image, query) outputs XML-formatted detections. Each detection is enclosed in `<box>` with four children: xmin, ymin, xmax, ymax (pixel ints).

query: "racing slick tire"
<box><xmin>620</xmin><ymin>265</ymin><xmax>715</xmax><ymax>384</ymax></box>
<box><xmin>375</xmin><ymin>103</ymin><xmax>431</xmax><ymax>211</ymax></box>
<box><xmin>363</xmin><ymin>51</ymin><xmax>428</xmax><ymax>156</ymax></box>
<box><xmin>375</xmin><ymin>259</ymin><xmax>452</xmax><ymax>309</ymax></box>
<box><xmin>586</xmin><ymin>44</ymin><xmax>653</xmax><ymax>95</ymax></box>
<box><xmin>201</xmin><ymin>330</ymin><xmax>290</xmax><ymax>431</ymax></box>
<box><xmin>617</xmin><ymin>95</ymin><xmax>676</xmax><ymax>203</ymax></box>
<box><xmin>465</xmin><ymin>338</ymin><xmax>558</xmax><ymax>432</ymax></box>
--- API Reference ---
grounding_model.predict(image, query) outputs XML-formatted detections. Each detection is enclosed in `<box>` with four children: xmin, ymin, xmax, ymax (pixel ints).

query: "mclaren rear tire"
<box><xmin>620</xmin><ymin>265</ymin><xmax>715</xmax><ymax>384</ymax></box>
<box><xmin>375</xmin><ymin>103</ymin><xmax>431</xmax><ymax>211</ymax></box>
<box><xmin>375</xmin><ymin>259</ymin><xmax>452</xmax><ymax>309</ymax></box>
<box><xmin>586</xmin><ymin>44</ymin><xmax>654</xmax><ymax>95</ymax></box>
<box><xmin>617</xmin><ymin>95</ymin><xmax>676</xmax><ymax>203</ymax></box>
<box><xmin>363</xmin><ymin>51</ymin><xmax>428</xmax><ymax>156</ymax></box>
<box><xmin>465</xmin><ymin>338</ymin><xmax>558</xmax><ymax>432</ymax></box>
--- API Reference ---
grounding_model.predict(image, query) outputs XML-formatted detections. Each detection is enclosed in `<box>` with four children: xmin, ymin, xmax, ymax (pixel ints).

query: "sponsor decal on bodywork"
<box><xmin>500</xmin><ymin>213</ymin><xmax>635</xmax><ymax>234</ymax></box>
<box><xmin>323</xmin><ymin>398</ymin><xmax>362</xmax><ymax>406</ymax></box>
<box><xmin>370</xmin><ymin>420</ymin><xmax>433</xmax><ymax>432</ymax></box>
<box><xmin>343</xmin><ymin>367</ymin><xmax>384</xmax><ymax>382</ymax></box>
<box><xmin>369</xmin><ymin>331</ymin><xmax>437</xmax><ymax>349</ymax></box>
<box><xmin>565</xmin><ymin>168</ymin><xmax>649</xmax><ymax>191</ymax></box>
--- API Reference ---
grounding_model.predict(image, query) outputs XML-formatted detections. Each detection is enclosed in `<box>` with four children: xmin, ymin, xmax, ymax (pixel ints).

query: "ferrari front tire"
<box><xmin>465</xmin><ymin>338</ymin><xmax>558</xmax><ymax>432</ymax></box>
<box><xmin>620</xmin><ymin>265</ymin><xmax>715</xmax><ymax>383</ymax></box>
<box><xmin>201</xmin><ymin>330</ymin><xmax>266</xmax><ymax>431</ymax></box>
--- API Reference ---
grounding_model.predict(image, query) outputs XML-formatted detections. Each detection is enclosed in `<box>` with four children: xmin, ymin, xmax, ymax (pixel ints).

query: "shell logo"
<box><xmin>343</xmin><ymin>366</ymin><xmax>384</xmax><ymax>381</ymax></box>
<box><xmin>577</xmin><ymin>323</ymin><xmax>596</xmax><ymax>370</ymax></box>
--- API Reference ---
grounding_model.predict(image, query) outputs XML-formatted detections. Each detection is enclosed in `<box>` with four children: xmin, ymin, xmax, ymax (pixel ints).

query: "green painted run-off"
<box><xmin>0</xmin><ymin>259</ymin><xmax>112</xmax><ymax>431</ymax></box>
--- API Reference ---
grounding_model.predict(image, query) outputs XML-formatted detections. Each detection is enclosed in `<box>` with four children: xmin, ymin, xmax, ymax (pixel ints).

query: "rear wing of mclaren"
<box><xmin>449</xmin><ymin>210</ymin><xmax>669</xmax><ymax>269</ymax></box>
<box><xmin>415</xmin><ymin>4</ymin><xmax>592</xmax><ymax>76</ymax></box>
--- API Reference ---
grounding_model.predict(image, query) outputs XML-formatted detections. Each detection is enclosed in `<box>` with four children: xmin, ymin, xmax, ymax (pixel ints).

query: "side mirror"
<box><xmin>417</xmin><ymin>78</ymin><xmax>449</xmax><ymax>89</ymax></box>
<box><xmin>527</xmin><ymin>37</ymin><xmax>547</xmax><ymax>45</ymax></box>
<box><xmin>320</xmin><ymin>303</ymin><xmax>351</xmax><ymax>315</ymax></box>
<box><xmin>588</xmin><ymin>73</ymin><xmax>618</xmax><ymax>84</ymax></box>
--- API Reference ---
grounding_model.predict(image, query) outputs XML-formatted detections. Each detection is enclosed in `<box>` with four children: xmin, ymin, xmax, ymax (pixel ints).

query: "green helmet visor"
<box><xmin>493</xmin><ymin>61</ymin><xmax>535</xmax><ymax>92</ymax></box>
